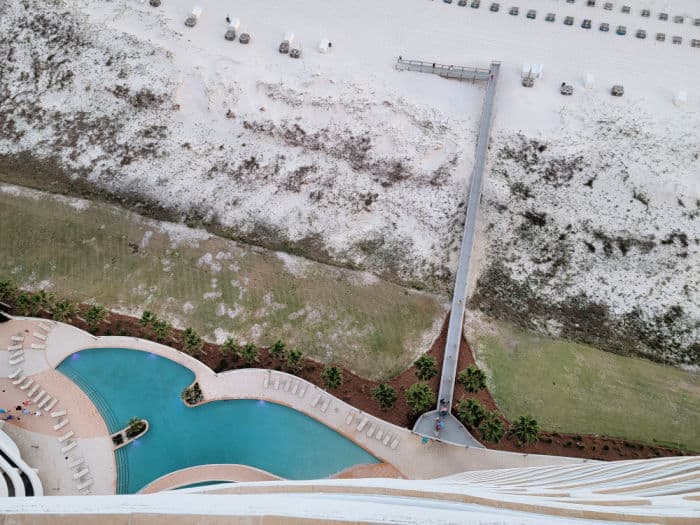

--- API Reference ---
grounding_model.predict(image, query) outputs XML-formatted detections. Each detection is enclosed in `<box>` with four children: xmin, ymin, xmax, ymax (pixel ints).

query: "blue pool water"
<box><xmin>57</xmin><ymin>348</ymin><xmax>378</xmax><ymax>493</ymax></box>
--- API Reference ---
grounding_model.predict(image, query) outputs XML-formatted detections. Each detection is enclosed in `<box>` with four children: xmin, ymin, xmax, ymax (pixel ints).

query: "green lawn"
<box><xmin>0</xmin><ymin>184</ymin><xmax>447</xmax><ymax>379</ymax></box>
<box><xmin>471</xmin><ymin>321</ymin><xmax>700</xmax><ymax>451</ymax></box>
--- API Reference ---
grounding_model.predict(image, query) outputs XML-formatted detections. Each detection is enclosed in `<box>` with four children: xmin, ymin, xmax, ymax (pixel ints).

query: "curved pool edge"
<box><xmin>139</xmin><ymin>464</ymin><xmax>284</xmax><ymax>493</ymax></box>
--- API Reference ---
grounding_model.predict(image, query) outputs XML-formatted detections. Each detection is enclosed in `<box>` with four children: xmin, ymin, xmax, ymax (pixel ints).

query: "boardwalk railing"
<box><xmin>395</xmin><ymin>58</ymin><xmax>490</xmax><ymax>82</ymax></box>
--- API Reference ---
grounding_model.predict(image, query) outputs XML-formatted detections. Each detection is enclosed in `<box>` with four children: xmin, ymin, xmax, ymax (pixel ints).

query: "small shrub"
<box><xmin>414</xmin><ymin>355</ymin><xmax>438</xmax><ymax>381</ymax></box>
<box><xmin>321</xmin><ymin>366</ymin><xmax>343</xmax><ymax>389</ymax></box>
<box><xmin>241</xmin><ymin>343</ymin><xmax>258</xmax><ymax>365</ymax></box>
<box><xmin>510</xmin><ymin>415</ymin><xmax>539</xmax><ymax>446</ymax></box>
<box><xmin>84</xmin><ymin>304</ymin><xmax>108</xmax><ymax>331</ymax></box>
<box><xmin>405</xmin><ymin>382</ymin><xmax>435</xmax><ymax>414</ymax></box>
<box><xmin>151</xmin><ymin>319</ymin><xmax>171</xmax><ymax>342</ymax></box>
<box><xmin>52</xmin><ymin>299</ymin><xmax>77</xmax><ymax>322</ymax></box>
<box><xmin>221</xmin><ymin>337</ymin><xmax>240</xmax><ymax>358</ymax></box>
<box><xmin>456</xmin><ymin>398</ymin><xmax>487</xmax><ymax>428</ymax></box>
<box><xmin>181</xmin><ymin>327</ymin><xmax>203</xmax><ymax>356</ymax></box>
<box><xmin>0</xmin><ymin>279</ymin><xmax>17</xmax><ymax>303</ymax></box>
<box><xmin>479</xmin><ymin>412</ymin><xmax>505</xmax><ymax>443</ymax></box>
<box><xmin>285</xmin><ymin>349</ymin><xmax>303</xmax><ymax>373</ymax></box>
<box><xmin>457</xmin><ymin>365</ymin><xmax>487</xmax><ymax>393</ymax></box>
<box><xmin>125</xmin><ymin>417</ymin><xmax>146</xmax><ymax>439</ymax></box>
<box><xmin>373</xmin><ymin>384</ymin><xmax>397</xmax><ymax>410</ymax></box>
<box><xmin>181</xmin><ymin>382</ymin><xmax>203</xmax><ymax>405</ymax></box>
<box><xmin>269</xmin><ymin>339</ymin><xmax>285</xmax><ymax>359</ymax></box>
<box><xmin>139</xmin><ymin>310</ymin><xmax>156</xmax><ymax>326</ymax></box>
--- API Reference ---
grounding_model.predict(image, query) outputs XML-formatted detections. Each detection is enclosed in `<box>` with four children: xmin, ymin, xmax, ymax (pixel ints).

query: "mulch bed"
<box><xmin>5</xmin><ymin>301</ymin><xmax>690</xmax><ymax>461</ymax></box>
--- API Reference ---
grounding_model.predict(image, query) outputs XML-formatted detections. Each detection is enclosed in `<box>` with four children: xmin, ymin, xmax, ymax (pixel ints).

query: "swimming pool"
<box><xmin>57</xmin><ymin>348</ymin><xmax>378</xmax><ymax>494</ymax></box>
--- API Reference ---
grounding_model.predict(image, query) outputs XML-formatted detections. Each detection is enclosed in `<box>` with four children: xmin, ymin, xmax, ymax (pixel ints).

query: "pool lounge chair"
<box><xmin>357</xmin><ymin>417</ymin><xmax>368</xmax><ymax>432</ymax></box>
<box><xmin>382</xmin><ymin>434</ymin><xmax>392</xmax><ymax>446</ymax></box>
<box><xmin>20</xmin><ymin>379</ymin><xmax>33</xmax><ymax>390</ymax></box>
<box><xmin>311</xmin><ymin>395</ymin><xmax>321</xmax><ymax>407</ymax></box>
<box><xmin>320</xmin><ymin>399</ymin><xmax>329</xmax><ymax>413</ymax></box>
<box><xmin>284</xmin><ymin>380</ymin><xmax>291</xmax><ymax>392</ymax></box>
<box><xmin>8</xmin><ymin>368</ymin><xmax>22</xmax><ymax>380</ymax></box>
<box><xmin>68</xmin><ymin>458</ymin><xmax>84</xmax><ymax>469</ymax></box>
<box><xmin>263</xmin><ymin>374</ymin><xmax>269</xmax><ymax>388</ymax></box>
<box><xmin>32</xmin><ymin>389</ymin><xmax>46</xmax><ymax>402</ymax></box>
<box><xmin>297</xmin><ymin>386</ymin><xmax>306</xmax><ymax>398</ymax></box>
<box><xmin>37</xmin><ymin>395</ymin><xmax>52</xmax><ymax>409</ymax></box>
<box><xmin>291</xmin><ymin>383</ymin><xmax>299</xmax><ymax>395</ymax></box>
<box><xmin>73</xmin><ymin>468</ymin><xmax>89</xmax><ymax>480</ymax></box>
<box><xmin>9</xmin><ymin>355</ymin><xmax>24</xmax><ymax>365</ymax></box>
<box><xmin>12</xmin><ymin>374</ymin><xmax>26</xmax><ymax>385</ymax></box>
<box><xmin>375</xmin><ymin>429</ymin><xmax>383</xmax><ymax>440</ymax></box>
<box><xmin>33</xmin><ymin>332</ymin><xmax>47</xmax><ymax>341</ymax></box>
<box><xmin>58</xmin><ymin>431</ymin><xmax>75</xmax><ymax>443</ymax></box>
<box><xmin>28</xmin><ymin>384</ymin><xmax>40</xmax><ymax>397</ymax></box>
<box><xmin>273</xmin><ymin>377</ymin><xmax>280</xmax><ymax>390</ymax></box>
<box><xmin>11</xmin><ymin>335</ymin><xmax>25</xmax><ymax>342</ymax></box>
<box><xmin>366</xmin><ymin>424</ymin><xmax>376</xmax><ymax>438</ymax></box>
<box><xmin>51</xmin><ymin>409</ymin><xmax>67</xmax><ymax>418</ymax></box>
<box><xmin>38</xmin><ymin>321</ymin><xmax>52</xmax><ymax>332</ymax></box>
<box><xmin>77</xmin><ymin>478</ymin><xmax>93</xmax><ymax>491</ymax></box>
<box><xmin>10</xmin><ymin>349</ymin><xmax>24</xmax><ymax>358</ymax></box>
<box><xmin>45</xmin><ymin>399</ymin><xmax>58</xmax><ymax>411</ymax></box>
<box><xmin>345</xmin><ymin>413</ymin><xmax>354</xmax><ymax>425</ymax></box>
<box><xmin>7</xmin><ymin>344</ymin><xmax>22</xmax><ymax>352</ymax></box>
<box><xmin>390</xmin><ymin>438</ymin><xmax>400</xmax><ymax>450</ymax></box>
<box><xmin>31</xmin><ymin>343</ymin><xmax>45</xmax><ymax>350</ymax></box>
<box><xmin>53</xmin><ymin>419</ymin><xmax>69</xmax><ymax>431</ymax></box>
<box><xmin>61</xmin><ymin>441</ymin><xmax>77</xmax><ymax>453</ymax></box>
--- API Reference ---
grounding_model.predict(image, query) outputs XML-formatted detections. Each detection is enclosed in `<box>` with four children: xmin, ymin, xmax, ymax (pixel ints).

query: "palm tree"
<box><xmin>511</xmin><ymin>415</ymin><xmax>540</xmax><ymax>446</ymax></box>
<box><xmin>321</xmin><ymin>366</ymin><xmax>343</xmax><ymax>389</ymax></box>
<box><xmin>84</xmin><ymin>304</ymin><xmax>107</xmax><ymax>331</ymax></box>
<box><xmin>457</xmin><ymin>365</ymin><xmax>487</xmax><ymax>393</ymax></box>
<box><xmin>479</xmin><ymin>412</ymin><xmax>505</xmax><ymax>444</ymax></box>
<box><xmin>285</xmin><ymin>349</ymin><xmax>303</xmax><ymax>373</ymax></box>
<box><xmin>414</xmin><ymin>355</ymin><xmax>438</xmax><ymax>381</ymax></box>
<box><xmin>373</xmin><ymin>384</ymin><xmax>397</xmax><ymax>410</ymax></box>
<box><xmin>241</xmin><ymin>342</ymin><xmax>258</xmax><ymax>366</ymax></box>
<box><xmin>456</xmin><ymin>398</ymin><xmax>487</xmax><ymax>428</ymax></box>
<box><xmin>151</xmin><ymin>318</ymin><xmax>172</xmax><ymax>342</ymax></box>
<box><xmin>269</xmin><ymin>339</ymin><xmax>285</xmax><ymax>359</ymax></box>
<box><xmin>181</xmin><ymin>327</ymin><xmax>203</xmax><ymax>356</ymax></box>
<box><xmin>405</xmin><ymin>382</ymin><xmax>435</xmax><ymax>414</ymax></box>
<box><xmin>221</xmin><ymin>336</ymin><xmax>240</xmax><ymax>358</ymax></box>
<box><xmin>52</xmin><ymin>299</ymin><xmax>77</xmax><ymax>322</ymax></box>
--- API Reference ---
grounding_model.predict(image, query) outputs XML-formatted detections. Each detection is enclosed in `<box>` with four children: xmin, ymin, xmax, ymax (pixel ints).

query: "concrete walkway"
<box><xmin>414</xmin><ymin>62</ymin><xmax>501</xmax><ymax>446</ymax></box>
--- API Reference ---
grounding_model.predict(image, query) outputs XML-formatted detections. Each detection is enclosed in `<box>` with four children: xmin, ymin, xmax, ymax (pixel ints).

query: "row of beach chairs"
<box><xmin>263</xmin><ymin>372</ymin><xmax>308</xmax><ymax>399</ymax></box>
<box><xmin>348</xmin><ymin>413</ymin><xmax>401</xmax><ymax>451</ymax></box>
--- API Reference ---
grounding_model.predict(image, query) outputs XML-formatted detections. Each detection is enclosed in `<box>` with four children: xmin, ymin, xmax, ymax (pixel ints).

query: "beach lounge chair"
<box><xmin>31</xmin><ymin>343</ymin><xmax>45</xmax><ymax>350</ymax></box>
<box><xmin>12</xmin><ymin>374</ymin><xmax>26</xmax><ymax>385</ymax></box>
<box><xmin>33</xmin><ymin>332</ymin><xmax>47</xmax><ymax>341</ymax></box>
<box><xmin>20</xmin><ymin>379</ymin><xmax>33</xmax><ymax>390</ymax></box>
<box><xmin>8</xmin><ymin>344</ymin><xmax>22</xmax><ymax>352</ymax></box>
<box><xmin>32</xmin><ymin>389</ymin><xmax>46</xmax><ymax>402</ymax></box>
<box><xmin>76</xmin><ymin>478</ymin><xmax>93</xmax><ymax>491</ymax></box>
<box><xmin>58</xmin><ymin>431</ymin><xmax>75</xmax><ymax>443</ymax></box>
<box><xmin>51</xmin><ymin>409</ymin><xmax>67</xmax><ymax>418</ymax></box>
<box><xmin>382</xmin><ymin>434</ymin><xmax>391</xmax><ymax>446</ymax></box>
<box><xmin>357</xmin><ymin>417</ymin><xmax>368</xmax><ymax>432</ymax></box>
<box><xmin>53</xmin><ymin>419</ymin><xmax>69</xmax><ymax>431</ymax></box>
<box><xmin>38</xmin><ymin>322</ymin><xmax>51</xmax><ymax>332</ymax></box>
<box><xmin>390</xmin><ymin>438</ymin><xmax>400</xmax><ymax>450</ymax></box>
<box><xmin>8</xmin><ymin>368</ymin><xmax>22</xmax><ymax>380</ymax></box>
<box><xmin>367</xmin><ymin>424</ymin><xmax>376</xmax><ymax>438</ymax></box>
<box><xmin>11</xmin><ymin>335</ymin><xmax>24</xmax><ymax>343</ymax></box>
<box><xmin>68</xmin><ymin>458</ymin><xmax>84</xmax><ymax>469</ymax></box>
<box><xmin>28</xmin><ymin>384</ymin><xmax>40</xmax><ymax>397</ymax></box>
<box><xmin>345</xmin><ymin>413</ymin><xmax>354</xmax><ymax>425</ymax></box>
<box><xmin>9</xmin><ymin>355</ymin><xmax>24</xmax><ymax>365</ymax></box>
<box><xmin>263</xmin><ymin>375</ymin><xmax>269</xmax><ymax>388</ymax></box>
<box><xmin>73</xmin><ymin>468</ymin><xmax>89</xmax><ymax>480</ymax></box>
<box><xmin>311</xmin><ymin>395</ymin><xmax>321</xmax><ymax>407</ymax></box>
<box><xmin>45</xmin><ymin>399</ymin><xmax>58</xmax><ymax>411</ymax></box>
<box><xmin>320</xmin><ymin>399</ymin><xmax>329</xmax><ymax>413</ymax></box>
<box><xmin>61</xmin><ymin>441</ymin><xmax>77</xmax><ymax>453</ymax></box>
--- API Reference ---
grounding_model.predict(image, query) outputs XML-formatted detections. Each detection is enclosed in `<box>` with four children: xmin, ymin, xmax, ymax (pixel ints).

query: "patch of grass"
<box><xmin>472</xmin><ymin>320</ymin><xmax>700</xmax><ymax>451</ymax></box>
<box><xmin>0</xmin><ymin>186</ymin><xmax>447</xmax><ymax>379</ymax></box>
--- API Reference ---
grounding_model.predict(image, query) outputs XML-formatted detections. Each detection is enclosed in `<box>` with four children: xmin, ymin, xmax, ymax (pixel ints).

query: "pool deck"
<box><xmin>0</xmin><ymin>317</ymin><xmax>593</xmax><ymax>495</ymax></box>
